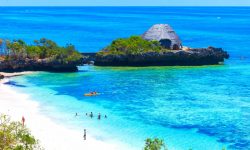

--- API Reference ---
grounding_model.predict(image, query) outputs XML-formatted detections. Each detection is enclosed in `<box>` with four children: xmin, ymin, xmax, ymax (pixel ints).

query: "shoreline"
<box><xmin>0</xmin><ymin>71</ymin><xmax>35</xmax><ymax>77</ymax></box>
<box><xmin>0</xmin><ymin>78</ymin><xmax>120</xmax><ymax>150</ymax></box>
<box><xmin>0</xmin><ymin>71</ymin><xmax>230</xmax><ymax>150</ymax></box>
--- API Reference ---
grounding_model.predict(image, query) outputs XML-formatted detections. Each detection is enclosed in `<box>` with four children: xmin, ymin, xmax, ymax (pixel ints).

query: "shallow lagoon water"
<box><xmin>1</xmin><ymin>7</ymin><xmax>250</xmax><ymax>150</ymax></box>
<box><xmin>11</xmin><ymin>63</ymin><xmax>250</xmax><ymax>150</ymax></box>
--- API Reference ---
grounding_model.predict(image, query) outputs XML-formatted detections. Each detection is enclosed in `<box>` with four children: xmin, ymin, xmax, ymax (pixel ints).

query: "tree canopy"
<box><xmin>97</xmin><ymin>36</ymin><xmax>170</xmax><ymax>56</ymax></box>
<box><xmin>143</xmin><ymin>138</ymin><xmax>227</xmax><ymax>150</ymax></box>
<box><xmin>0</xmin><ymin>114</ymin><xmax>42</xmax><ymax>150</ymax></box>
<box><xmin>144</xmin><ymin>138</ymin><xmax>167</xmax><ymax>150</ymax></box>
<box><xmin>0</xmin><ymin>38</ymin><xmax>82</xmax><ymax>64</ymax></box>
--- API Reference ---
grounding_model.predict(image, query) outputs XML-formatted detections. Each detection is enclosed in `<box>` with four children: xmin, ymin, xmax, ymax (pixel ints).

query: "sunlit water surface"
<box><xmin>1</xmin><ymin>7</ymin><xmax>250</xmax><ymax>150</ymax></box>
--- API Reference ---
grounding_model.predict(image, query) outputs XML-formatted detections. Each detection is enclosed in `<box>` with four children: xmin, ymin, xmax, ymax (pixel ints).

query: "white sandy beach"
<box><xmin>0</xmin><ymin>71</ymin><xmax>34</xmax><ymax>77</ymax></box>
<box><xmin>0</xmin><ymin>78</ymin><xmax>120</xmax><ymax>150</ymax></box>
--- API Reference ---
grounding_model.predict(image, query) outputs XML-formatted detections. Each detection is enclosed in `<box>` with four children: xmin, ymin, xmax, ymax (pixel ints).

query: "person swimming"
<box><xmin>104</xmin><ymin>115</ymin><xmax>107</xmax><ymax>118</ymax></box>
<box><xmin>90</xmin><ymin>112</ymin><xmax>93</xmax><ymax>118</ymax></box>
<box><xmin>98</xmin><ymin>113</ymin><xmax>101</xmax><ymax>120</ymax></box>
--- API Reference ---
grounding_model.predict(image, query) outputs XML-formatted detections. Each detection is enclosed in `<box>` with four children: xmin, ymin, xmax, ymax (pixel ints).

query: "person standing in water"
<box><xmin>90</xmin><ymin>112</ymin><xmax>93</xmax><ymax>118</ymax></box>
<box><xmin>98</xmin><ymin>113</ymin><xmax>101</xmax><ymax>120</ymax></box>
<box><xmin>75</xmin><ymin>113</ymin><xmax>78</xmax><ymax>117</ymax></box>
<box><xmin>83</xmin><ymin>129</ymin><xmax>86</xmax><ymax>140</ymax></box>
<box><xmin>21</xmin><ymin>116</ymin><xmax>25</xmax><ymax>127</ymax></box>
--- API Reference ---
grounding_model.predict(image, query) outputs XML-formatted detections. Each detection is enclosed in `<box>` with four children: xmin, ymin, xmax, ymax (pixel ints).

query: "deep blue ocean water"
<box><xmin>1</xmin><ymin>7</ymin><xmax>250</xmax><ymax>150</ymax></box>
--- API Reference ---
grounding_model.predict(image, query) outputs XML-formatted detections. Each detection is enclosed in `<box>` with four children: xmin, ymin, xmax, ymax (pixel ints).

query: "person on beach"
<box><xmin>83</xmin><ymin>129</ymin><xmax>86</xmax><ymax>140</ymax></box>
<box><xmin>90</xmin><ymin>112</ymin><xmax>93</xmax><ymax>118</ymax></box>
<box><xmin>21</xmin><ymin>116</ymin><xmax>25</xmax><ymax>126</ymax></box>
<box><xmin>98</xmin><ymin>113</ymin><xmax>101</xmax><ymax>120</ymax></box>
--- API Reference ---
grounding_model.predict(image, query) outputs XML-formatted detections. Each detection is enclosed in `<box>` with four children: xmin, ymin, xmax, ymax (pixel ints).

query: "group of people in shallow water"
<box><xmin>75</xmin><ymin>112</ymin><xmax>107</xmax><ymax>120</ymax></box>
<box><xmin>75</xmin><ymin>112</ymin><xmax>107</xmax><ymax>141</ymax></box>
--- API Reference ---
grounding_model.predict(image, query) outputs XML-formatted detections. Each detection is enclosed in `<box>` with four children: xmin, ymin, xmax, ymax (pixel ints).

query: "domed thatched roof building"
<box><xmin>142</xmin><ymin>24</ymin><xmax>182</xmax><ymax>50</ymax></box>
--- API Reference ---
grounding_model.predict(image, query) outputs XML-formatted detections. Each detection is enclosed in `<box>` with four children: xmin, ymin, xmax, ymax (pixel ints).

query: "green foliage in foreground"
<box><xmin>0</xmin><ymin>114</ymin><xmax>42</xmax><ymax>150</ymax></box>
<box><xmin>97</xmin><ymin>36</ymin><xmax>172</xmax><ymax>56</ymax></box>
<box><xmin>143</xmin><ymin>138</ymin><xmax>227</xmax><ymax>150</ymax></box>
<box><xmin>144</xmin><ymin>138</ymin><xmax>167</xmax><ymax>150</ymax></box>
<box><xmin>0</xmin><ymin>38</ymin><xmax>82</xmax><ymax>64</ymax></box>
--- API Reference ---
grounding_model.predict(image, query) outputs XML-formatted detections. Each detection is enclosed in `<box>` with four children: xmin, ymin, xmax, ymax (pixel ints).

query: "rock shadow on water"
<box><xmin>170</xmin><ymin>124</ymin><xmax>250</xmax><ymax>150</ymax></box>
<box><xmin>4</xmin><ymin>81</ymin><xmax>26</xmax><ymax>87</ymax></box>
<box><xmin>229</xmin><ymin>141</ymin><xmax>250</xmax><ymax>150</ymax></box>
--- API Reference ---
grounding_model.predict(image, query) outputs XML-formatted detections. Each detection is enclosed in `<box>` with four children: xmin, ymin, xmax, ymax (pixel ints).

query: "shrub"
<box><xmin>0</xmin><ymin>38</ymin><xmax>82</xmax><ymax>64</ymax></box>
<box><xmin>144</xmin><ymin>138</ymin><xmax>167</xmax><ymax>150</ymax></box>
<box><xmin>143</xmin><ymin>138</ymin><xmax>227</xmax><ymax>150</ymax></box>
<box><xmin>97</xmin><ymin>36</ymin><xmax>165</xmax><ymax>56</ymax></box>
<box><xmin>0</xmin><ymin>114</ymin><xmax>43</xmax><ymax>150</ymax></box>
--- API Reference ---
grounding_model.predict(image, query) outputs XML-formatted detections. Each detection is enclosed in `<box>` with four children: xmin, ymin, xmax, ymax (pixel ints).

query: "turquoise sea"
<box><xmin>1</xmin><ymin>7</ymin><xmax>250</xmax><ymax>149</ymax></box>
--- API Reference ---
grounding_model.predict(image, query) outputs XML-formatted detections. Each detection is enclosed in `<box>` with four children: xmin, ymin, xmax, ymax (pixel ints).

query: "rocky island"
<box><xmin>0</xmin><ymin>38</ymin><xmax>83</xmax><ymax>72</ymax></box>
<box><xmin>94</xmin><ymin>24</ymin><xmax>229</xmax><ymax>66</ymax></box>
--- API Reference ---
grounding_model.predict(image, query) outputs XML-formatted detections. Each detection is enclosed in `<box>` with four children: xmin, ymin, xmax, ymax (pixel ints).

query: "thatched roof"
<box><xmin>142</xmin><ymin>24</ymin><xmax>182</xmax><ymax>50</ymax></box>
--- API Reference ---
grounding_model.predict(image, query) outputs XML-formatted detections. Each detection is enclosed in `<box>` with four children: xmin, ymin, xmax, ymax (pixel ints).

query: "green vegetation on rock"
<box><xmin>0</xmin><ymin>114</ymin><xmax>42</xmax><ymax>150</ymax></box>
<box><xmin>0</xmin><ymin>38</ymin><xmax>82</xmax><ymax>64</ymax></box>
<box><xmin>97</xmin><ymin>36</ymin><xmax>172</xmax><ymax>56</ymax></box>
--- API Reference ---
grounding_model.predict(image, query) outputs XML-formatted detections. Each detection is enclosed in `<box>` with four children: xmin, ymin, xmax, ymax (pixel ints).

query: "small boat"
<box><xmin>84</xmin><ymin>92</ymin><xmax>99</xmax><ymax>97</ymax></box>
<box><xmin>84</xmin><ymin>93</ymin><xmax>94</xmax><ymax>96</ymax></box>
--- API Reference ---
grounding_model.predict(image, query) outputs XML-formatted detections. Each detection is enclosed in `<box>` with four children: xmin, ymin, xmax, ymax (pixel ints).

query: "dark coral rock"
<box><xmin>94</xmin><ymin>47</ymin><xmax>229</xmax><ymax>66</ymax></box>
<box><xmin>0</xmin><ymin>74</ymin><xmax>4</xmax><ymax>80</ymax></box>
<box><xmin>0</xmin><ymin>58</ymin><xmax>81</xmax><ymax>72</ymax></box>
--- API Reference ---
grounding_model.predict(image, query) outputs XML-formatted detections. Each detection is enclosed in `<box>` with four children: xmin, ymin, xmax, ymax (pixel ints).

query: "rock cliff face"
<box><xmin>94</xmin><ymin>47</ymin><xmax>229</xmax><ymax>66</ymax></box>
<box><xmin>0</xmin><ymin>74</ymin><xmax>4</xmax><ymax>80</ymax></box>
<box><xmin>0</xmin><ymin>58</ymin><xmax>82</xmax><ymax>72</ymax></box>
